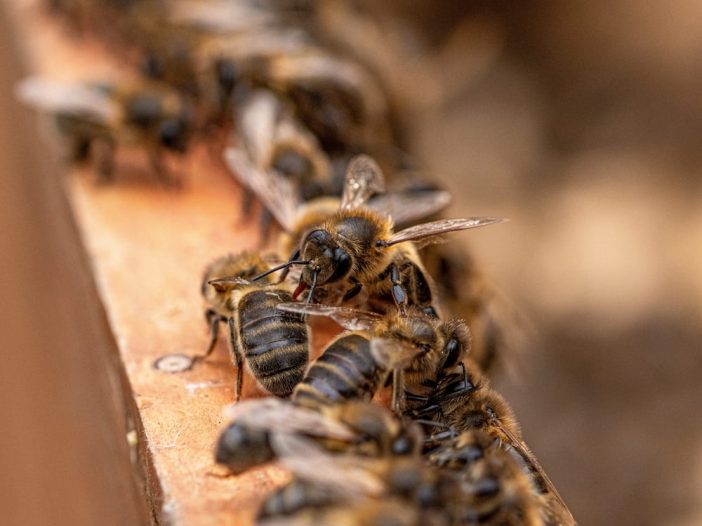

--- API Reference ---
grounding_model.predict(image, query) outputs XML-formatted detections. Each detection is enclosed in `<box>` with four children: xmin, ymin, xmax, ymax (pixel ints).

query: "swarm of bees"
<box><xmin>23</xmin><ymin>1</ymin><xmax>576</xmax><ymax>525</ymax></box>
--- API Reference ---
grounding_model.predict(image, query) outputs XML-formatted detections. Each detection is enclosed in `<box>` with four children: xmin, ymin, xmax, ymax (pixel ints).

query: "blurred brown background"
<box><xmin>2</xmin><ymin>1</ymin><xmax>702</xmax><ymax>525</ymax></box>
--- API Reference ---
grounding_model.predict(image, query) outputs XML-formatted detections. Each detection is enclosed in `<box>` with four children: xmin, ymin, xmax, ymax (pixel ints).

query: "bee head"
<box><xmin>215</xmin><ymin>422</ymin><xmax>274</xmax><ymax>475</ymax></box>
<box><xmin>300</xmin><ymin>229</ymin><xmax>352</xmax><ymax>286</ymax></box>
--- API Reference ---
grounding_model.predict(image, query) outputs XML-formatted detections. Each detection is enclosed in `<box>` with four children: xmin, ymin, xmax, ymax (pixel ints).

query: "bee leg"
<box><xmin>389</xmin><ymin>264</ymin><xmax>408</xmax><ymax>316</ymax></box>
<box><xmin>70</xmin><ymin>135</ymin><xmax>91</xmax><ymax>163</ymax></box>
<box><xmin>391</xmin><ymin>368</ymin><xmax>406</xmax><ymax>414</ymax></box>
<box><xmin>193</xmin><ymin>309</ymin><xmax>225</xmax><ymax>364</ymax></box>
<box><xmin>94</xmin><ymin>137</ymin><xmax>115</xmax><ymax>183</ymax></box>
<box><xmin>342</xmin><ymin>278</ymin><xmax>363</xmax><ymax>302</ymax></box>
<box><xmin>228</xmin><ymin>318</ymin><xmax>244</xmax><ymax>402</ymax></box>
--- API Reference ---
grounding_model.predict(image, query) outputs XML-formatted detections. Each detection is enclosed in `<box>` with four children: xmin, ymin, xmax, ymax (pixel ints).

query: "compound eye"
<box><xmin>303</xmin><ymin>229</ymin><xmax>328</xmax><ymax>245</ymax></box>
<box><xmin>328</xmin><ymin>247</ymin><xmax>351</xmax><ymax>282</ymax></box>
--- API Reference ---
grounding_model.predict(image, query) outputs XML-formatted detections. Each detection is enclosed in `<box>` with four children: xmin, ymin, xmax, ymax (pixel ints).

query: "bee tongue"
<box><xmin>292</xmin><ymin>282</ymin><xmax>308</xmax><ymax>300</ymax></box>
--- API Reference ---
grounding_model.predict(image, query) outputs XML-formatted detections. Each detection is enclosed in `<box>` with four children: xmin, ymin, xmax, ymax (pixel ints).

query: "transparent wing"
<box><xmin>340</xmin><ymin>155</ymin><xmax>386</xmax><ymax>210</ymax></box>
<box><xmin>224</xmin><ymin>398</ymin><xmax>355</xmax><ymax>441</ymax></box>
<box><xmin>277</xmin><ymin>303</ymin><xmax>383</xmax><ymax>331</ymax></box>
<box><xmin>495</xmin><ymin>420</ymin><xmax>576</xmax><ymax>526</ymax></box>
<box><xmin>170</xmin><ymin>0</ymin><xmax>276</xmax><ymax>33</ymax></box>
<box><xmin>271</xmin><ymin>433</ymin><xmax>384</xmax><ymax>498</ymax></box>
<box><xmin>369</xmin><ymin>337</ymin><xmax>420</xmax><ymax>370</ymax></box>
<box><xmin>206</xmin><ymin>276</ymin><xmax>250</xmax><ymax>293</ymax></box>
<box><xmin>224</xmin><ymin>147</ymin><xmax>299</xmax><ymax>231</ymax></box>
<box><xmin>16</xmin><ymin>76</ymin><xmax>121</xmax><ymax>124</ymax></box>
<box><xmin>367</xmin><ymin>189</ymin><xmax>451</xmax><ymax>227</ymax></box>
<box><xmin>386</xmin><ymin>217</ymin><xmax>505</xmax><ymax>246</ymax></box>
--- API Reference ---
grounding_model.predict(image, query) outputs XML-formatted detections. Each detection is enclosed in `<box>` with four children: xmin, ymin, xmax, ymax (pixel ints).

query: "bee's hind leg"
<box><xmin>228</xmin><ymin>318</ymin><xmax>245</xmax><ymax>402</ymax></box>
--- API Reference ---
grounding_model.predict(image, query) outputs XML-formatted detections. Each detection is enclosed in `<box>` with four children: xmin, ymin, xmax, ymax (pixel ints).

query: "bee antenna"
<box><xmin>251</xmin><ymin>260</ymin><xmax>310</xmax><ymax>282</ymax></box>
<box><xmin>305</xmin><ymin>267</ymin><xmax>320</xmax><ymax>305</ymax></box>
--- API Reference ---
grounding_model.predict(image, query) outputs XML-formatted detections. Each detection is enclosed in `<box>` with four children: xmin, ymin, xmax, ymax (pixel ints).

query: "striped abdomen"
<box><xmin>237</xmin><ymin>288</ymin><xmax>308</xmax><ymax>397</ymax></box>
<box><xmin>292</xmin><ymin>333</ymin><xmax>384</xmax><ymax>407</ymax></box>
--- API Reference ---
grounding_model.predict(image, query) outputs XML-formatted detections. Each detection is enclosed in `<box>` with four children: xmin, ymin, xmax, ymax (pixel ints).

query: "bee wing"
<box><xmin>170</xmin><ymin>0</ymin><xmax>276</xmax><ymax>33</ymax></box>
<box><xmin>224</xmin><ymin>148</ymin><xmax>299</xmax><ymax>232</ymax></box>
<box><xmin>367</xmin><ymin>189</ymin><xmax>451</xmax><ymax>227</ymax></box>
<box><xmin>495</xmin><ymin>421</ymin><xmax>576</xmax><ymax>526</ymax></box>
<box><xmin>370</xmin><ymin>337</ymin><xmax>420</xmax><ymax>370</ymax></box>
<box><xmin>385</xmin><ymin>217</ymin><xmax>506</xmax><ymax>247</ymax></box>
<box><xmin>207</xmin><ymin>276</ymin><xmax>250</xmax><ymax>293</ymax></box>
<box><xmin>277</xmin><ymin>303</ymin><xmax>383</xmax><ymax>331</ymax></box>
<box><xmin>16</xmin><ymin>76</ymin><xmax>121</xmax><ymax>125</ymax></box>
<box><xmin>340</xmin><ymin>155</ymin><xmax>386</xmax><ymax>210</ymax></box>
<box><xmin>271</xmin><ymin>432</ymin><xmax>384</xmax><ymax>498</ymax></box>
<box><xmin>225</xmin><ymin>398</ymin><xmax>356</xmax><ymax>441</ymax></box>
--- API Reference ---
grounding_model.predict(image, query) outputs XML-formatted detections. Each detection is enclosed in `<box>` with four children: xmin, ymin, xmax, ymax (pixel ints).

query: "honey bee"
<box><xmin>259</xmin><ymin>436</ymin><xmax>455</xmax><ymax>526</ymax></box>
<box><xmin>198</xmin><ymin>253</ymin><xmax>309</xmax><ymax>400</ymax></box>
<box><xmin>428</xmin><ymin>429</ymin><xmax>544</xmax><ymax>526</ymax></box>
<box><xmin>225</xmin><ymin>148</ymin><xmax>452</xmax><ymax>257</ymax></box>
<box><xmin>226</xmin><ymin>152</ymin><xmax>499</xmax><ymax>313</ymax></box>
<box><xmin>236</xmin><ymin>89</ymin><xmax>332</xmax><ymax>202</ymax></box>
<box><xmin>259</xmin><ymin>425</ymin><xmax>539</xmax><ymax>526</ymax></box>
<box><xmin>215</xmin><ymin>398</ymin><xmax>421</xmax><ymax>476</ymax></box>
<box><xmin>16</xmin><ymin>76</ymin><xmax>194</xmax><ymax>183</ymax></box>
<box><xmin>279</xmin><ymin>303</ymin><xmax>470</xmax><ymax>412</ymax></box>
<box><xmin>413</xmin><ymin>362</ymin><xmax>576</xmax><ymax>526</ymax></box>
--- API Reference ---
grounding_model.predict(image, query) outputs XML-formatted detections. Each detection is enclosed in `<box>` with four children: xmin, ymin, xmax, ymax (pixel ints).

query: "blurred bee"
<box><xmin>215</xmin><ymin>398</ymin><xmax>422</xmax><ymax>476</ymax></box>
<box><xmin>258</xmin><ymin>438</ymin><xmax>455</xmax><ymax>526</ymax></box>
<box><xmin>235</xmin><ymin>89</ymin><xmax>332</xmax><ymax>209</ymax></box>
<box><xmin>197</xmin><ymin>252</ymin><xmax>309</xmax><ymax>400</ymax></box>
<box><xmin>257</xmin><ymin>425</ymin><xmax>539</xmax><ymax>526</ymax></box>
<box><xmin>412</xmin><ymin>362</ymin><xmax>576</xmax><ymax>526</ymax></box>
<box><xmin>263</xmin><ymin>155</ymin><xmax>502</xmax><ymax>314</ymax></box>
<box><xmin>279</xmin><ymin>303</ymin><xmax>470</xmax><ymax>412</ymax></box>
<box><xmin>16</xmin><ymin>76</ymin><xmax>193</xmax><ymax>184</ymax></box>
<box><xmin>421</xmin><ymin>242</ymin><xmax>533</xmax><ymax>376</ymax></box>
<box><xmin>427</xmin><ymin>429</ymin><xmax>544</xmax><ymax>526</ymax></box>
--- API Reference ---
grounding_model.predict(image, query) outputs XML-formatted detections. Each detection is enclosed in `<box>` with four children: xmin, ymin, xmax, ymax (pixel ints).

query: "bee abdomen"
<box><xmin>293</xmin><ymin>334</ymin><xmax>383</xmax><ymax>406</ymax></box>
<box><xmin>238</xmin><ymin>290</ymin><xmax>309</xmax><ymax>397</ymax></box>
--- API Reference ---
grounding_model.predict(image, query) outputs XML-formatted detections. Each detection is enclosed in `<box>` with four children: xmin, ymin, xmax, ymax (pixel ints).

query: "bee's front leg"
<box><xmin>342</xmin><ymin>277</ymin><xmax>363</xmax><ymax>302</ymax></box>
<box><xmin>388</xmin><ymin>263</ymin><xmax>408</xmax><ymax>316</ymax></box>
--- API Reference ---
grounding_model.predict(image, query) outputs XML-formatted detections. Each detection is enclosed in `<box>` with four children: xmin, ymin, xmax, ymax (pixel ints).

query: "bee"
<box><xmin>258</xmin><ymin>425</ymin><xmax>536</xmax><ymax>526</ymax></box>
<box><xmin>215</xmin><ymin>398</ymin><xmax>421</xmax><ymax>476</ymax></box>
<box><xmin>226</xmin><ymin>152</ymin><xmax>499</xmax><ymax>314</ymax></box>
<box><xmin>279</xmin><ymin>303</ymin><xmax>470</xmax><ymax>412</ymax></box>
<box><xmin>236</xmin><ymin>89</ymin><xmax>332</xmax><ymax>204</ymax></box>
<box><xmin>16</xmin><ymin>76</ymin><xmax>194</xmax><ymax>184</ymax></box>
<box><xmin>428</xmin><ymin>429</ymin><xmax>544</xmax><ymax>526</ymax></box>
<box><xmin>197</xmin><ymin>252</ymin><xmax>309</xmax><ymax>400</ymax></box>
<box><xmin>225</xmin><ymin>148</ymin><xmax>452</xmax><ymax>258</ymax></box>
<box><xmin>413</xmin><ymin>363</ymin><xmax>576</xmax><ymax>526</ymax></box>
<box><xmin>280</xmin><ymin>155</ymin><xmax>502</xmax><ymax>314</ymax></box>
